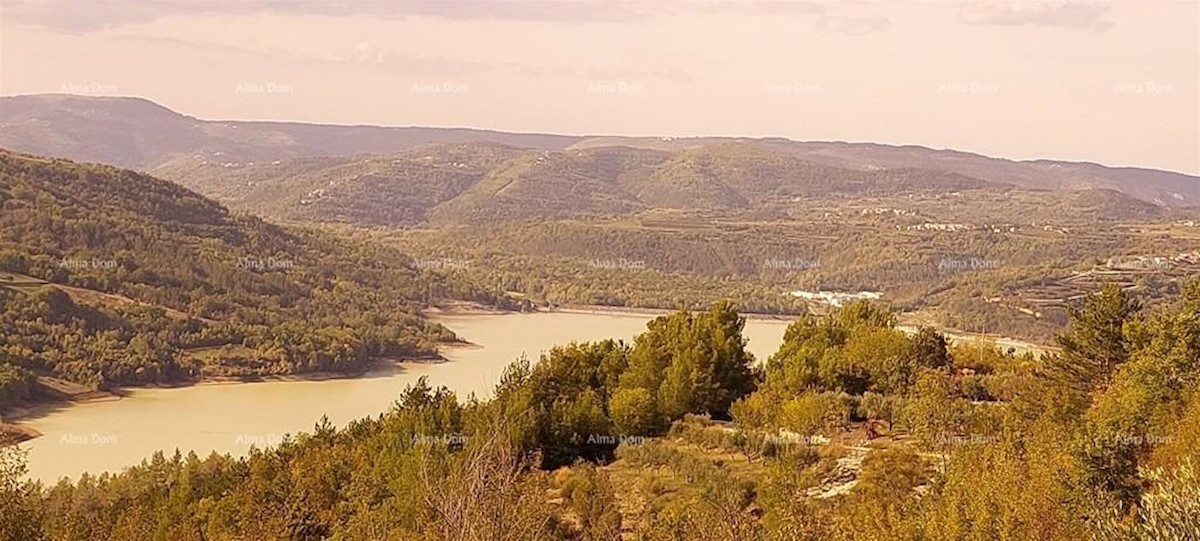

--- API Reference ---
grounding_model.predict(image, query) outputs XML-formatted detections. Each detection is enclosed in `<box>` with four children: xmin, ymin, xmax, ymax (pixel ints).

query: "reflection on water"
<box><xmin>17</xmin><ymin>310</ymin><xmax>792</xmax><ymax>483</ymax></box>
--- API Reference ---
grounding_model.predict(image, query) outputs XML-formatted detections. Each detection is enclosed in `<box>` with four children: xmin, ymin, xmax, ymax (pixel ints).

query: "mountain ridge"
<box><xmin>2</xmin><ymin>95</ymin><xmax>1200</xmax><ymax>220</ymax></box>
<box><xmin>4</xmin><ymin>94</ymin><xmax>1194</xmax><ymax>173</ymax></box>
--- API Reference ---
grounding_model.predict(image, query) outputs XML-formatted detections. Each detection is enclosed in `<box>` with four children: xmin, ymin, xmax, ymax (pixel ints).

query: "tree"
<box><xmin>609</xmin><ymin>387</ymin><xmax>660</xmax><ymax>437</ymax></box>
<box><xmin>859</xmin><ymin>392</ymin><xmax>898</xmax><ymax>430</ymax></box>
<box><xmin>561</xmin><ymin>464</ymin><xmax>622</xmax><ymax>541</ymax></box>
<box><xmin>908</xmin><ymin>327</ymin><xmax>951</xmax><ymax>371</ymax></box>
<box><xmin>1049</xmin><ymin>283</ymin><xmax>1141</xmax><ymax>393</ymax></box>
<box><xmin>1076</xmin><ymin>280</ymin><xmax>1200</xmax><ymax>511</ymax></box>
<box><xmin>417</xmin><ymin>418</ymin><xmax>557</xmax><ymax>541</ymax></box>
<box><xmin>900</xmin><ymin>370</ymin><xmax>968</xmax><ymax>455</ymax></box>
<box><xmin>912</xmin><ymin>417</ymin><xmax>1092</xmax><ymax>541</ymax></box>
<box><xmin>1091</xmin><ymin>461</ymin><xmax>1200</xmax><ymax>540</ymax></box>
<box><xmin>0</xmin><ymin>447</ymin><xmax>43</xmax><ymax>541</ymax></box>
<box><xmin>619</xmin><ymin>303</ymin><xmax>757</xmax><ymax>424</ymax></box>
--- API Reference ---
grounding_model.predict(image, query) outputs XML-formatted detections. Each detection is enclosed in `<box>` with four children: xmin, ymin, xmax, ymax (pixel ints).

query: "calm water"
<box><xmin>16</xmin><ymin>310</ymin><xmax>792</xmax><ymax>482</ymax></box>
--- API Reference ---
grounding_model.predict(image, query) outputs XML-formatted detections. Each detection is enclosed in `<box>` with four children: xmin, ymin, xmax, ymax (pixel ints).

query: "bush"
<box><xmin>859</xmin><ymin>391</ymin><xmax>899</xmax><ymax>428</ymax></box>
<box><xmin>0</xmin><ymin>364</ymin><xmax>36</xmax><ymax>410</ymax></box>
<box><xmin>668</xmin><ymin>415</ymin><xmax>740</xmax><ymax>451</ymax></box>
<box><xmin>731</xmin><ymin>390</ymin><xmax>782</xmax><ymax>429</ymax></box>
<box><xmin>960</xmin><ymin>375</ymin><xmax>994</xmax><ymax>401</ymax></box>
<box><xmin>778</xmin><ymin>392</ymin><xmax>851</xmax><ymax>435</ymax></box>
<box><xmin>610</xmin><ymin>387</ymin><xmax>661</xmax><ymax>437</ymax></box>
<box><xmin>561</xmin><ymin>464</ymin><xmax>623</xmax><ymax>541</ymax></box>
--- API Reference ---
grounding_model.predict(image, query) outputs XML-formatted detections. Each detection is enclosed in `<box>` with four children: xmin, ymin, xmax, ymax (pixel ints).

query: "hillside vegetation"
<box><xmin>151</xmin><ymin>141</ymin><xmax>1177</xmax><ymax>227</ymax></box>
<box><xmin>3</xmin><ymin>95</ymin><xmax>1197</xmax><ymax>208</ymax></box>
<box><xmin>146</xmin><ymin>137</ymin><xmax>1200</xmax><ymax>344</ymax></box>
<box><xmin>6</xmin><ymin>97</ymin><xmax>1198</xmax><ymax>345</ymax></box>
<box><xmin>0</xmin><ymin>151</ymin><xmax>506</xmax><ymax>409</ymax></box>
<box><xmin>3</xmin><ymin>284</ymin><xmax>1197</xmax><ymax>540</ymax></box>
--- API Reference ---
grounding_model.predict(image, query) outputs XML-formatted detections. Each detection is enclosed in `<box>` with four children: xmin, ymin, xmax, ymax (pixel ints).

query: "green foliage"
<box><xmin>1092</xmin><ymin>461</ymin><xmax>1200</xmax><ymax>541</ymax></box>
<box><xmin>0</xmin><ymin>151</ymin><xmax>505</xmax><ymax>398</ymax></box>
<box><xmin>853</xmin><ymin>446</ymin><xmax>927</xmax><ymax>505</ymax></box>
<box><xmin>560</xmin><ymin>464</ymin><xmax>623</xmax><ymax>541</ymax></box>
<box><xmin>619</xmin><ymin>302</ymin><xmax>759</xmax><ymax>423</ymax></box>
<box><xmin>0</xmin><ymin>447</ymin><xmax>43</xmax><ymax>541</ymax></box>
<box><xmin>763</xmin><ymin>302</ymin><xmax>943</xmax><ymax>399</ymax></box>
<box><xmin>777</xmin><ymin>392</ymin><xmax>851</xmax><ymax>435</ymax></box>
<box><xmin>6</xmin><ymin>278</ymin><xmax>1200</xmax><ymax>540</ymax></box>
<box><xmin>858</xmin><ymin>391</ymin><xmax>900</xmax><ymax>428</ymax></box>
<box><xmin>1048</xmin><ymin>283</ymin><xmax>1142</xmax><ymax>394</ymax></box>
<box><xmin>1063</xmin><ymin>282</ymin><xmax>1200</xmax><ymax>512</ymax></box>
<box><xmin>911</xmin><ymin>416</ymin><xmax>1093</xmax><ymax>540</ymax></box>
<box><xmin>757</xmin><ymin>446</ymin><xmax>823</xmax><ymax>529</ymax></box>
<box><xmin>899</xmin><ymin>370</ymin><xmax>971</xmax><ymax>452</ymax></box>
<box><xmin>0</xmin><ymin>363</ymin><xmax>36</xmax><ymax>410</ymax></box>
<box><xmin>609</xmin><ymin>387</ymin><xmax>661</xmax><ymax>436</ymax></box>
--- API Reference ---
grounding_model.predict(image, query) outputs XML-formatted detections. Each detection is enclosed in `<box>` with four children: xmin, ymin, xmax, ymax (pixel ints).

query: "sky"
<box><xmin>0</xmin><ymin>0</ymin><xmax>1197</xmax><ymax>174</ymax></box>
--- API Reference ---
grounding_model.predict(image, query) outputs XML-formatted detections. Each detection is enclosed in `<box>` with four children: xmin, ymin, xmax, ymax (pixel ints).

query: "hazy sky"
<box><xmin>1</xmin><ymin>0</ymin><xmax>1197</xmax><ymax>173</ymax></box>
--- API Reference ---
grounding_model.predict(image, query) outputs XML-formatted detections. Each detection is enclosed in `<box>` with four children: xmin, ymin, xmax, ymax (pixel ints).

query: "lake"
<box><xmin>15</xmin><ymin>310</ymin><xmax>793</xmax><ymax>482</ymax></box>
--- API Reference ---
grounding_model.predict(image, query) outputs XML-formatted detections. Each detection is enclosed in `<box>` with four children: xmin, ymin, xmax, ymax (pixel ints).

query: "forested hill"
<box><xmin>153</xmin><ymin>142</ymin><xmax>1015</xmax><ymax>227</ymax></box>
<box><xmin>0</xmin><ymin>150</ymin><xmax>504</xmax><ymax>409</ymax></box>
<box><xmin>2</xmin><ymin>94</ymin><xmax>1197</xmax><ymax>212</ymax></box>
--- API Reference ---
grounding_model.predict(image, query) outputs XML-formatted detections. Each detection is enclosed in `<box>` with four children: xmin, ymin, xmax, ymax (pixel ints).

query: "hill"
<box><xmin>3</xmin><ymin>95</ymin><xmax>1197</xmax><ymax>345</ymax></box>
<box><xmin>1</xmin><ymin>94</ymin><xmax>1196</xmax><ymax>210</ymax></box>
<box><xmin>0</xmin><ymin>94</ymin><xmax>577</xmax><ymax>171</ymax></box>
<box><xmin>152</xmin><ymin>141</ymin><xmax>1163</xmax><ymax>227</ymax></box>
<box><xmin>572</xmin><ymin>137</ymin><xmax>1200</xmax><ymax>207</ymax></box>
<box><xmin>0</xmin><ymin>150</ymin><xmax>505</xmax><ymax>410</ymax></box>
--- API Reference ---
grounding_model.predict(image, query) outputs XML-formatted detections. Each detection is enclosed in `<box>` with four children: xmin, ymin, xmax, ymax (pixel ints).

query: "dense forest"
<box><xmin>0</xmin><ymin>151</ymin><xmax>509</xmax><ymax>409</ymax></box>
<box><xmin>3</xmin><ymin>281</ymin><xmax>1196</xmax><ymax>540</ymax></box>
<box><xmin>381</xmin><ymin>213</ymin><xmax>1200</xmax><ymax>342</ymax></box>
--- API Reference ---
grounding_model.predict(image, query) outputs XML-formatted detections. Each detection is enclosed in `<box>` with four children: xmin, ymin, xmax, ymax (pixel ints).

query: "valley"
<box><xmin>0</xmin><ymin>97</ymin><xmax>1196</xmax><ymax>541</ymax></box>
<box><xmin>4</xmin><ymin>97</ymin><xmax>1197</xmax><ymax>349</ymax></box>
<box><xmin>3</xmin><ymin>0</ymin><xmax>1199</xmax><ymax>533</ymax></box>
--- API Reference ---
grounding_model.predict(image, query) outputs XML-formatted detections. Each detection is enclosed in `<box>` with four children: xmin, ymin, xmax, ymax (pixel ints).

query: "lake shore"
<box><xmin>549</xmin><ymin>304</ymin><xmax>803</xmax><ymax>321</ymax></box>
<box><xmin>427</xmin><ymin>303</ymin><xmax>1053</xmax><ymax>355</ymax></box>
<box><xmin>191</xmin><ymin>355</ymin><xmax>449</xmax><ymax>387</ymax></box>
<box><xmin>5</xmin><ymin>305</ymin><xmax>1051</xmax><ymax>451</ymax></box>
<box><xmin>0</xmin><ymin>354</ymin><xmax>449</xmax><ymax>447</ymax></box>
<box><xmin>1</xmin><ymin>389</ymin><xmax>121</xmax><ymax>426</ymax></box>
<box><xmin>0</xmin><ymin>422</ymin><xmax>41</xmax><ymax>447</ymax></box>
<box><xmin>425</xmin><ymin>301</ymin><xmax>803</xmax><ymax>321</ymax></box>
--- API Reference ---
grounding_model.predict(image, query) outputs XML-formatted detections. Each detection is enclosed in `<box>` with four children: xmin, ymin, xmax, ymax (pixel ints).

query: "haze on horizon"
<box><xmin>0</xmin><ymin>0</ymin><xmax>1196</xmax><ymax>174</ymax></box>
